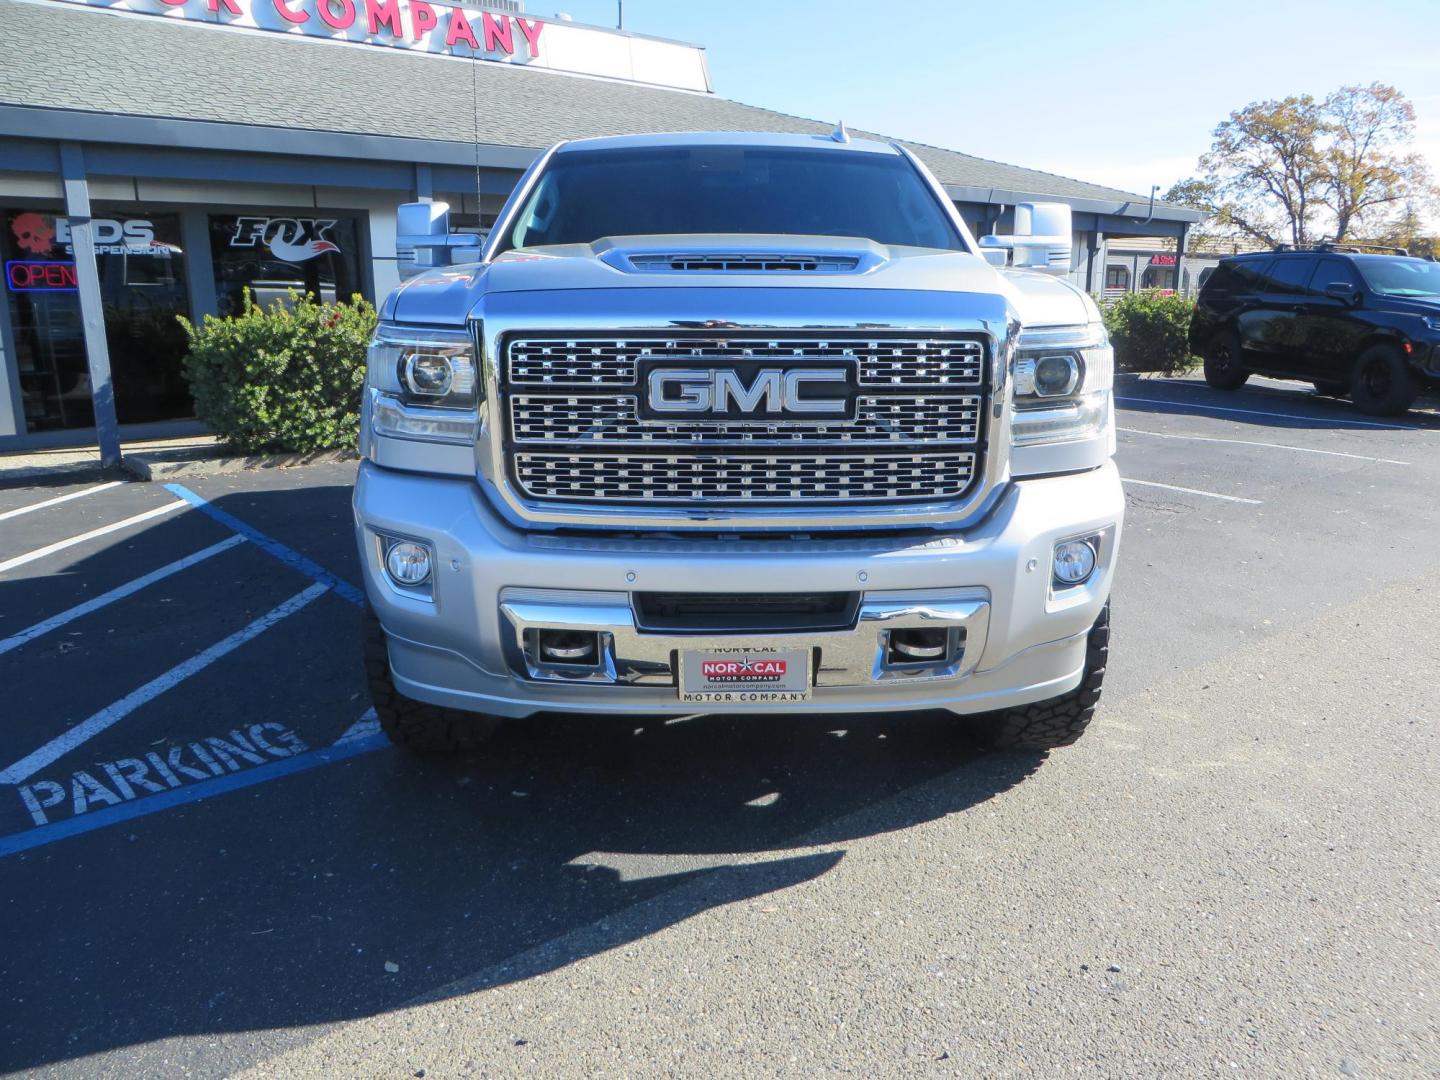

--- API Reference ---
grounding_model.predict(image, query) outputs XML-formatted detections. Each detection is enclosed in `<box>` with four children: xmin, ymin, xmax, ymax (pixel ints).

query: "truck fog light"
<box><xmin>385</xmin><ymin>540</ymin><xmax>432</xmax><ymax>586</ymax></box>
<box><xmin>888</xmin><ymin>628</ymin><xmax>949</xmax><ymax>663</ymax></box>
<box><xmin>1052</xmin><ymin>538</ymin><xmax>1097</xmax><ymax>586</ymax></box>
<box><xmin>537</xmin><ymin>629</ymin><xmax>601</xmax><ymax>665</ymax></box>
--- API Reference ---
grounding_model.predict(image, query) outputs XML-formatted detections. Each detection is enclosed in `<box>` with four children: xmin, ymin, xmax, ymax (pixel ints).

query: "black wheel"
<box><xmin>1313</xmin><ymin>380</ymin><xmax>1347</xmax><ymax>398</ymax></box>
<box><xmin>1348</xmin><ymin>344</ymin><xmax>1418</xmax><ymax>416</ymax></box>
<box><xmin>1203</xmin><ymin>331</ymin><xmax>1249</xmax><ymax>390</ymax></box>
<box><xmin>980</xmin><ymin>603</ymin><xmax>1109</xmax><ymax>750</ymax></box>
<box><xmin>362</xmin><ymin>604</ymin><xmax>501</xmax><ymax>754</ymax></box>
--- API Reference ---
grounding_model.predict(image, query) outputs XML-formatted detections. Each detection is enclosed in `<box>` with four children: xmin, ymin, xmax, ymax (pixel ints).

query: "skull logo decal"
<box><xmin>11</xmin><ymin>213</ymin><xmax>56</xmax><ymax>256</ymax></box>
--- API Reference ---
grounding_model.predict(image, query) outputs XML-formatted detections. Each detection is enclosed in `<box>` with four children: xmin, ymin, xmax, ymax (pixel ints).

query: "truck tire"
<box><xmin>981</xmin><ymin>603</ymin><xmax>1109</xmax><ymax>751</ymax></box>
<box><xmin>1348</xmin><ymin>344</ymin><xmax>1418</xmax><ymax>416</ymax></box>
<box><xmin>1203</xmin><ymin>331</ymin><xmax>1249</xmax><ymax>390</ymax></box>
<box><xmin>363</xmin><ymin>605</ymin><xmax>501</xmax><ymax>754</ymax></box>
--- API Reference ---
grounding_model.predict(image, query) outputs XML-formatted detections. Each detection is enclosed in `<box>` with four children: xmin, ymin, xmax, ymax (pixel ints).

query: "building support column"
<box><xmin>59</xmin><ymin>142</ymin><xmax>121</xmax><ymax>467</ymax></box>
<box><xmin>1174</xmin><ymin>223</ymin><xmax>1189</xmax><ymax>295</ymax></box>
<box><xmin>0</xmin><ymin>283</ymin><xmax>23</xmax><ymax>438</ymax></box>
<box><xmin>179</xmin><ymin>209</ymin><xmax>218</xmax><ymax>322</ymax></box>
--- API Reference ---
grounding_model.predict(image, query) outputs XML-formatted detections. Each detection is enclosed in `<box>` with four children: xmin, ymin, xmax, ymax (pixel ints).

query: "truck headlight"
<box><xmin>1010</xmin><ymin>323</ymin><xmax>1112</xmax><ymax>446</ymax></box>
<box><xmin>368</xmin><ymin>324</ymin><xmax>479</xmax><ymax>410</ymax></box>
<box><xmin>367</xmin><ymin>323</ymin><xmax>480</xmax><ymax>445</ymax></box>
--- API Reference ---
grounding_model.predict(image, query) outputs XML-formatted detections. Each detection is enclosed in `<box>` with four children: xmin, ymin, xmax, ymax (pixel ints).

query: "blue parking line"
<box><xmin>163</xmin><ymin>482</ymin><xmax>365</xmax><ymax>606</ymax></box>
<box><xmin>0</xmin><ymin>731</ymin><xmax>388</xmax><ymax>859</ymax></box>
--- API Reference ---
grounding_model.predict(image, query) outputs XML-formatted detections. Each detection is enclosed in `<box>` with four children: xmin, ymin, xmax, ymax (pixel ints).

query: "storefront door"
<box><xmin>2</xmin><ymin>208</ymin><xmax>193</xmax><ymax>431</ymax></box>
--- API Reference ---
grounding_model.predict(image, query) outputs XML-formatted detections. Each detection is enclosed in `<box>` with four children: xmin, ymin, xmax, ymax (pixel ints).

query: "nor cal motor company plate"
<box><xmin>678</xmin><ymin>648</ymin><xmax>812</xmax><ymax>704</ymax></box>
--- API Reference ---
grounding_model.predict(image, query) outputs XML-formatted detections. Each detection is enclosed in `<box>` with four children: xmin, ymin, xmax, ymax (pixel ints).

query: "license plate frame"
<box><xmin>678</xmin><ymin>648</ymin><xmax>812</xmax><ymax>704</ymax></box>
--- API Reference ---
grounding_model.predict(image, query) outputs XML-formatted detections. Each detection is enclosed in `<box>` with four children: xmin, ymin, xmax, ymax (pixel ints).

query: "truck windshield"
<box><xmin>501</xmin><ymin>145</ymin><xmax>966</xmax><ymax>252</ymax></box>
<box><xmin>1355</xmin><ymin>256</ymin><xmax>1440</xmax><ymax>297</ymax></box>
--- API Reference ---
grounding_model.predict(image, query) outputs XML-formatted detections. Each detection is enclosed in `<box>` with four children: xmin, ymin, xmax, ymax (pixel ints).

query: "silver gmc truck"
<box><xmin>354</xmin><ymin>131</ymin><xmax>1123</xmax><ymax>755</ymax></box>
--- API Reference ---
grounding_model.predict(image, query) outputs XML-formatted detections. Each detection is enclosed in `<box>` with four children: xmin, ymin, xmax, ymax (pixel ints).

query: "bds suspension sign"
<box><xmin>45</xmin><ymin>0</ymin><xmax>712</xmax><ymax>90</ymax></box>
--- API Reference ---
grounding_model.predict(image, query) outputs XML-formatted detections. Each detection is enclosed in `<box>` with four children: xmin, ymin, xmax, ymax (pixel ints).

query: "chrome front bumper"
<box><xmin>499</xmin><ymin>588</ymin><xmax>991</xmax><ymax>688</ymax></box>
<box><xmin>353</xmin><ymin>460</ymin><xmax>1124</xmax><ymax>719</ymax></box>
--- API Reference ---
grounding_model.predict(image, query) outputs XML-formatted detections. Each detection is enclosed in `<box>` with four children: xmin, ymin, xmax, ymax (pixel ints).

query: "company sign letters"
<box><xmin>44</xmin><ymin>0</ymin><xmax>713</xmax><ymax>90</ymax></box>
<box><xmin>52</xmin><ymin>0</ymin><xmax>544</xmax><ymax>62</ymax></box>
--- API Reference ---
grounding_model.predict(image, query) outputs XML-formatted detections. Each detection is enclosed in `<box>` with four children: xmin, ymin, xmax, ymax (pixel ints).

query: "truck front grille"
<box><xmin>501</xmin><ymin>333</ymin><xmax>988</xmax><ymax>508</ymax></box>
<box><xmin>514</xmin><ymin>451</ymin><xmax>978</xmax><ymax>503</ymax></box>
<box><xmin>509</xmin><ymin>394</ymin><xmax>981</xmax><ymax>445</ymax></box>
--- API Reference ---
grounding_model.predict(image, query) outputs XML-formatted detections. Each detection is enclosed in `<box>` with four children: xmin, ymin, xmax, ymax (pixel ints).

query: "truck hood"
<box><xmin>385</xmin><ymin>234</ymin><xmax>1096</xmax><ymax>330</ymax></box>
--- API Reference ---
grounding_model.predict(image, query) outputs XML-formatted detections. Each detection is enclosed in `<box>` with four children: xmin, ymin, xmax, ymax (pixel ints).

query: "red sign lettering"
<box><xmin>444</xmin><ymin>6</ymin><xmax>478</xmax><ymax>48</ymax></box>
<box><xmin>515</xmin><ymin>16</ymin><xmax>542</xmax><ymax>56</ymax></box>
<box><xmin>272</xmin><ymin>0</ymin><xmax>309</xmax><ymax>23</ymax></box>
<box><xmin>317</xmin><ymin>0</ymin><xmax>355</xmax><ymax>29</ymax></box>
<box><xmin>365</xmin><ymin>0</ymin><xmax>402</xmax><ymax>35</ymax></box>
<box><xmin>409</xmin><ymin>0</ymin><xmax>436</xmax><ymax>40</ymax></box>
<box><xmin>6</xmin><ymin>261</ymin><xmax>79</xmax><ymax>292</ymax></box>
<box><xmin>481</xmin><ymin>11</ymin><xmax>511</xmax><ymax>53</ymax></box>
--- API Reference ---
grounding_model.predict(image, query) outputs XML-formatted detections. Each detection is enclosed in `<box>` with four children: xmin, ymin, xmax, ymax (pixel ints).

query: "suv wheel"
<box><xmin>1203</xmin><ymin>332</ymin><xmax>1249</xmax><ymax>390</ymax></box>
<box><xmin>980</xmin><ymin>603</ymin><xmax>1109</xmax><ymax>750</ymax></box>
<box><xmin>1313</xmin><ymin>380</ymin><xmax>1347</xmax><ymax>398</ymax></box>
<box><xmin>362</xmin><ymin>605</ymin><xmax>502</xmax><ymax>754</ymax></box>
<box><xmin>1349</xmin><ymin>344</ymin><xmax>1418</xmax><ymax>416</ymax></box>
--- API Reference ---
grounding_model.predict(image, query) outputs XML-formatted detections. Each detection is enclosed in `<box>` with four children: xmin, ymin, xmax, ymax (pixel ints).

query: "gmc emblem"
<box><xmin>642</xmin><ymin>363</ymin><xmax>855</xmax><ymax>419</ymax></box>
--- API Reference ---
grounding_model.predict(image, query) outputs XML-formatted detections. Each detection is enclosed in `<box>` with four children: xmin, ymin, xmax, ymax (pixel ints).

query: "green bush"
<box><xmin>1102</xmin><ymin>289</ymin><xmax>1198</xmax><ymax>375</ymax></box>
<box><xmin>180</xmin><ymin>290</ymin><xmax>376</xmax><ymax>454</ymax></box>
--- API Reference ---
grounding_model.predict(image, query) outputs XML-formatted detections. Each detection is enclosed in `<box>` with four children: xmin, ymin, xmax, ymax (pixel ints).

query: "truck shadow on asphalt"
<box><xmin>0</xmin><ymin>481</ymin><xmax>1046</xmax><ymax>1075</ymax></box>
<box><xmin>1116</xmin><ymin>374</ymin><xmax>1440</xmax><ymax>431</ymax></box>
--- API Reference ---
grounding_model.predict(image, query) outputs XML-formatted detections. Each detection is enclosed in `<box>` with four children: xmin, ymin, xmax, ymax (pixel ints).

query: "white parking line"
<box><xmin>0</xmin><ymin>581</ymin><xmax>331</xmax><ymax>785</ymax></box>
<box><xmin>0</xmin><ymin>535</ymin><xmax>247</xmax><ymax>657</ymax></box>
<box><xmin>0</xmin><ymin>499</ymin><xmax>186</xmax><ymax>574</ymax></box>
<box><xmin>1121</xmin><ymin>478</ymin><xmax>1263</xmax><ymax>505</ymax></box>
<box><xmin>1116</xmin><ymin>396</ymin><xmax>1419</xmax><ymax>431</ymax></box>
<box><xmin>0</xmin><ymin>481</ymin><xmax>126</xmax><ymax>522</ymax></box>
<box><xmin>1118</xmin><ymin>426</ymin><xmax>1409</xmax><ymax>465</ymax></box>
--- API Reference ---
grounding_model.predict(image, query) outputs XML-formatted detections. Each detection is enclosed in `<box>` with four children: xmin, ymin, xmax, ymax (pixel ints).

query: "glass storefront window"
<box><xmin>208</xmin><ymin>214</ymin><xmax>361</xmax><ymax>314</ymax></box>
<box><xmin>2</xmin><ymin>208</ymin><xmax>193</xmax><ymax>431</ymax></box>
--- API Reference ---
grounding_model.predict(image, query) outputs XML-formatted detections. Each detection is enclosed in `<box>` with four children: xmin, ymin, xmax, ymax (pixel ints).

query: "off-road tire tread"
<box><xmin>1348</xmin><ymin>344</ymin><xmax>1418</xmax><ymax>416</ymax></box>
<box><xmin>1203</xmin><ymin>331</ymin><xmax>1249</xmax><ymax>391</ymax></box>
<box><xmin>984</xmin><ymin>603</ymin><xmax>1109</xmax><ymax>750</ymax></box>
<box><xmin>363</xmin><ymin>605</ymin><xmax>499</xmax><ymax>754</ymax></box>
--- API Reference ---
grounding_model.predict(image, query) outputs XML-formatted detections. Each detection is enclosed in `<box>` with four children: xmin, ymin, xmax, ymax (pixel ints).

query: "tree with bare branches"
<box><xmin>1169</xmin><ymin>84</ymin><xmax>1436</xmax><ymax>249</ymax></box>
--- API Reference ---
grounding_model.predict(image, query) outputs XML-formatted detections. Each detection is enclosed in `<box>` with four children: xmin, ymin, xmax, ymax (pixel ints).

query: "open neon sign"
<box><xmin>5</xmin><ymin>261</ymin><xmax>79</xmax><ymax>292</ymax></box>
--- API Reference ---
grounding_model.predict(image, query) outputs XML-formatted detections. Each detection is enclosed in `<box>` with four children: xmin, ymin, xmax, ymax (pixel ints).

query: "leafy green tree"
<box><xmin>1171</xmin><ymin>84</ymin><xmax>1436</xmax><ymax>248</ymax></box>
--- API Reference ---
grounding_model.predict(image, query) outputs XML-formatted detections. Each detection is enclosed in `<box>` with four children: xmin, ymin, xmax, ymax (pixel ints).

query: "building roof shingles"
<box><xmin>0</xmin><ymin>0</ymin><xmax>1183</xmax><ymax>212</ymax></box>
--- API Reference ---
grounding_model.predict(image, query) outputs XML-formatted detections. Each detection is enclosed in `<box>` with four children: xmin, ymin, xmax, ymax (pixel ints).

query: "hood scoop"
<box><xmin>594</xmin><ymin>235</ymin><xmax>887</xmax><ymax>276</ymax></box>
<box><xmin>628</xmin><ymin>252</ymin><xmax>861</xmax><ymax>273</ymax></box>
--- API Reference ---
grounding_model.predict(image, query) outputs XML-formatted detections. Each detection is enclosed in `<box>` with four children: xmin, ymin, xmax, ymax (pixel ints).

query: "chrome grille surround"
<box><xmin>499</xmin><ymin>333</ymin><xmax>992</xmax><ymax>512</ymax></box>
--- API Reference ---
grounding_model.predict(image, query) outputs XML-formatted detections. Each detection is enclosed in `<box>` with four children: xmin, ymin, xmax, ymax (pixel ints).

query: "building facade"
<box><xmin>0</xmin><ymin>0</ymin><xmax>1201</xmax><ymax>452</ymax></box>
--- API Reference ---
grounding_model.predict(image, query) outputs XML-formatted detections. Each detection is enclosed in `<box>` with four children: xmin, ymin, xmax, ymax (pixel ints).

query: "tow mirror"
<box><xmin>396</xmin><ymin>201</ymin><xmax>483</xmax><ymax>274</ymax></box>
<box><xmin>1323</xmin><ymin>281</ymin><xmax>1360</xmax><ymax>304</ymax></box>
<box><xmin>979</xmin><ymin>202</ymin><xmax>1073</xmax><ymax>276</ymax></box>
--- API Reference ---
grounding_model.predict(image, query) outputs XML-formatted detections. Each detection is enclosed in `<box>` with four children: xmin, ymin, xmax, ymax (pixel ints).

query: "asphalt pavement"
<box><xmin>0</xmin><ymin>374</ymin><xmax>1436</xmax><ymax>1078</ymax></box>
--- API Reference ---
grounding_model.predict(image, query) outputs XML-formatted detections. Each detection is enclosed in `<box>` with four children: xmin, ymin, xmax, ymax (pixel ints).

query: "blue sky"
<box><xmin>548</xmin><ymin>0</ymin><xmax>1440</xmax><ymax>200</ymax></box>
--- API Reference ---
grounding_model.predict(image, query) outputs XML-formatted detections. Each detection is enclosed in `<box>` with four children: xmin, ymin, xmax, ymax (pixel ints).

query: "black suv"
<box><xmin>1189</xmin><ymin>247</ymin><xmax>1440</xmax><ymax>415</ymax></box>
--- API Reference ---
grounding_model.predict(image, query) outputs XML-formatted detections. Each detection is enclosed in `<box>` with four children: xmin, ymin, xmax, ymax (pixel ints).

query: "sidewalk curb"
<box><xmin>121</xmin><ymin>447</ymin><xmax>359</xmax><ymax>481</ymax></box>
